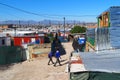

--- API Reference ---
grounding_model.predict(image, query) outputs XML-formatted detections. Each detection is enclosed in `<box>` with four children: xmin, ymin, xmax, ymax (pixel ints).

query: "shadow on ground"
<box><xmin>0</xmin><ymin>64</ymin><xmax>15</xmax><ymax>71</ymax></box>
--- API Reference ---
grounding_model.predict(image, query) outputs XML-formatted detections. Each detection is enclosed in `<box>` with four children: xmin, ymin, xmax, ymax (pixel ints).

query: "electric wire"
<box><xmin>0</xmin><ymin>2</ymin><xmax>97</xmax><ymax>19</ymax></box>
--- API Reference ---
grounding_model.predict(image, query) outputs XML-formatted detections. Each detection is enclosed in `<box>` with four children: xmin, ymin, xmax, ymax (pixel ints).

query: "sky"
<box><xmin>0</xmin><ymin>0</ymin><xmax>120</xmax><ymax>22</ymax></box>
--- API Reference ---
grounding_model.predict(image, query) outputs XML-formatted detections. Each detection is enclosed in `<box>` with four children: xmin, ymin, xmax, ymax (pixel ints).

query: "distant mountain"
<box><xmin>0</xmin><ymin>20</ymin><xmax>97</xmax><ymax>25</ymax></box>
<box><xmin>0</xmin><ymin>20</ymin><xmax>38</xmax><ymax>25</ymax></box>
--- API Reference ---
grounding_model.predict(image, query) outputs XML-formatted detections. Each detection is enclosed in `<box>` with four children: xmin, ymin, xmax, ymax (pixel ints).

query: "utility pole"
<box><xmin>38</xmin><ymin>21</ymin><xmax>41</xmax><ymax>26</ymax></box>
<box><xmin>58</xmin><ymin>21</ymin><xmax>60</xmax><ymax>28</ymax></box>
<box><xmin>49</xmin><ymin>20</ymin><xmax>51</xmax><ymax>27</ymax></box>
<box><xmin>27</xmin><ymin>21</ymin><xmax>29</xmax><ymax>28</ymax></box>
<box><xmin>63</xmin><ymin>17</ymin><xmax>65</xmax><ymax>37</ymax></box>
<box><xmin>28</xmin><ymin>21</ymin><xmax>29</xmax><ymax>26</ymax></box>
<box><xmin>74</xmin><ymin>20</ymin><xmax>76</xmax><ymax>26</ymax></box>
<box><xmin>19</xmin><ymin>20</ymin><xmax>21</xmax><ymax>28</ymax></box>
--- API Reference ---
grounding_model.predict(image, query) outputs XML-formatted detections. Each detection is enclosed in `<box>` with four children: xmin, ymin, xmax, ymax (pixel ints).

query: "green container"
<box><xmin>0</xmin><ymin>51</ymin><xmax>6</xmax><ymax>65</ymax></box>
<box><xmin>0</xmin><ymin>46</ymin><xmax>25</xmax><ymax>65</ymax></box>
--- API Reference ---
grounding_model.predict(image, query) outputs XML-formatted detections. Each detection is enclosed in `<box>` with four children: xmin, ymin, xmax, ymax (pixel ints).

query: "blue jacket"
<box><xmin>78</xmin><ymin>37</ymin><xmax>85</xmax><ymax>45</ymax></box>
<box><xmin>55</xmin><ymin>51</ymin><xmax>60</xmax><ymax>58</ymax></box>
<box><xmin>48</xmin><ymin>52</ymin><xmax>53</xmax><ymax>58</ymax></box>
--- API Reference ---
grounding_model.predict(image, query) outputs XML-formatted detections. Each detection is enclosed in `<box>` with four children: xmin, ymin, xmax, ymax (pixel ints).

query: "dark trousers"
<box><xmin>78</xmin><ymin>44</ymin><xmax>85</xmax><ymax>52</ymax></box>
<box><xmin>48</xmin><ymin>58</ymin><xmax>54</xmax><ymax>65</ymax></box>
<box><xmin>54</xmin><ymin>58</ymin><xmax>61</xmax><ymax>66</ymax></box>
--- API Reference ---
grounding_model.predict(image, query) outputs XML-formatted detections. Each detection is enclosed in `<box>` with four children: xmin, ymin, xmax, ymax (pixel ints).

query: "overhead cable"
<box><xmin>0</xmin><ymin>2</ymin><xmax>97</xmax><ymax>18</ymax></box>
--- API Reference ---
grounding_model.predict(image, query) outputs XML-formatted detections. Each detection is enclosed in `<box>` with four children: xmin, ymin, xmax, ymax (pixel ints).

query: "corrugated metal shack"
<box><xmin>86</xmin><ymin>6</ymin><xmax>120</xmax><ymax>51</ymax></box>
<box><xmin>69</xmin><ymin>6</ymin><xmax>120</xmax><ymax>80</ymax></box>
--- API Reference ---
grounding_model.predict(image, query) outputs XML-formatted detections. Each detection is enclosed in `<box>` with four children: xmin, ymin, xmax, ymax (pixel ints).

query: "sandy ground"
<box><xmin>0</xmin><ymin>42</ymin><xmax>73</xmax><ymax>80</ymax></box>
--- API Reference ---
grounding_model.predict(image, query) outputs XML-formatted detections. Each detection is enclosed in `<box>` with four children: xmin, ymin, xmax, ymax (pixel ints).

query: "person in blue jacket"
<box><xmin>54</xmin><ymin>49</ymin><xmax>62</xmax><ymax>66</ymax></box>
<box><xmin>48</xmin><ymin>51</ymin><xmax>54</xmax><ymax>65</ymax></box>
<box><xmin>78</xmin><ymin>35</ymin><xmax>86</xmax><ymax>52</ymax></box>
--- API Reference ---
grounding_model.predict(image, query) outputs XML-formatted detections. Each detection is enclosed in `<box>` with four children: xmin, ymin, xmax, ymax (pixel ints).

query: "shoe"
<box><xmin>59</xmin><ymin>64</ymin><xmax>62</xmax><ymax>66</ymax></box>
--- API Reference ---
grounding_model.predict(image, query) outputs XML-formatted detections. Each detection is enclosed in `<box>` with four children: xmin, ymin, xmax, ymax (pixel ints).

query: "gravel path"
<box><xmin>0</xmin><ymin>42</ymin><xmax>73</xmax><ymax>80</ymax></box>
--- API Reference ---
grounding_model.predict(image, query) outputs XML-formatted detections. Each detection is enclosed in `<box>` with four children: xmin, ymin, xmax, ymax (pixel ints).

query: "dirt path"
<box><xmin>0</xmin><ymin>42</ymin><xmax>73</xmax><ymax>80</ymax></box>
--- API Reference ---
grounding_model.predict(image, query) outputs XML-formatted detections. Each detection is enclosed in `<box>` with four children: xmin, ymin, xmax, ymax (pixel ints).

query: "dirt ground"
<box><xmin>0</xmin><ymin>42</ymin><xmax>73</xmax><ymax>80</ymax></box>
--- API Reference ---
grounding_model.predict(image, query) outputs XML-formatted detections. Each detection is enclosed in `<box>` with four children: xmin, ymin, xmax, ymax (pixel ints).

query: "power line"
<box><xmin>48</xmin><ymin>14</ymin><xmax>97</xmax><ymax>17</ymax></box>
<box><xmin>0</xmin><ymin>2</ymin><xmax>97</xmax><ymax>18</ymax></box>
<box><xmin>63</xmin><ymin>17</ymin><xmax>65</xmax><ymax>37</ymax></box>
<box><xmin>0</xmin><ymin>2</ymin><xmax>61</xmax><ymax>19</ymax></box>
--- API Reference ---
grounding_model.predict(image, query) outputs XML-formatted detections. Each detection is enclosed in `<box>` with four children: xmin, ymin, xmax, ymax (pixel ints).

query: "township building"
<box><xmin>98</xmin><ymin>6</ymin><xmax>120</xmax><ymax>27</ymax></box>
<box><xmin>86</xmin><ymin>6</ymin><xmax>120</xmax><ymax>51</ymax></box>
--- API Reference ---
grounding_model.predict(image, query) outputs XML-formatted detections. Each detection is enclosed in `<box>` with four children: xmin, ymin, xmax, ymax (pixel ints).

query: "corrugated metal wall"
<box><xmin>86</xmin><ymin>29</ymin><xmax>95</xmax><ymax>46</ymax></box>
<box><xmin>0</xmin><ymin>46</ymin><xmax>26</xmax><ymax>65</ymax></box>
<box><xmin>109</xmin><ymin>27</ymin><xmax>120</xmax><ymax>48</ymax></box>
<box><xmin>110</xmin><ymin>7</ymin><xmax>120</xmax><ymax>27</ymax></box>
<box><xmin>96</xmin><ymin>28</ymin><xmax>110</xmax><ymax>51</ymax></box>
<box><xmin>87</xmin><ymin>28</ymin><xmax>111</xmax><ymax>51</ymax></box>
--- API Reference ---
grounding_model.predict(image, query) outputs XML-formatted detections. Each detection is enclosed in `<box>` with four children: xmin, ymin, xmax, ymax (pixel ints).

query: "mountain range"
<box><xmin>0</xmin><ymin>20</ymin><xmax>96</xmax><ymax>25</ymax></box>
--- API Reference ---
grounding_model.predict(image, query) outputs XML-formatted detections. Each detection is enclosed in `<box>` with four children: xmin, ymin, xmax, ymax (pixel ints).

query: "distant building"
<box><xmin>0</xmin><ymin>24</ymin><xmax>13</xmax><ymax>29</ymax></box>
<box><xmin>87</xmin><ymin>24</ymin><xmax>97</xmax><ymax>28</ymax></box>
<box><xmin>0</xmin><ymin>37</ymin><xmax>11</xmax><ymax>46</ymax></box>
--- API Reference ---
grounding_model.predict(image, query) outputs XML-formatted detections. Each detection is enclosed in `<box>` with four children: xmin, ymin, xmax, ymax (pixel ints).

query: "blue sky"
<box><xmin>0</xmin><ymin>0</ymin><xmax>120</xmax><ymax>22</ymax></box>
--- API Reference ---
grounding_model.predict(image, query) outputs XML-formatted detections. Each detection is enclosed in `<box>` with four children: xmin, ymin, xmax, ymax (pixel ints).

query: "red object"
<box><xmin>35</xmin><ymin>34</ymin><xmax>39</xmax><ymax>40</ymax></box>
<box><xmin>14</xmin><ymin>37</ymin><xmax>22</xmax><ymax>46</ymax></box>
<box><xmin>24</xmin><ymin>37</ymin><xmax>31</xmax><ymax>43</ymax></box>
<box><xmin>71</xmin><ymin>60</ymin><xmax>83</xmax><ymax>64</ymax></box>
<box><xmin>14</xmin><ymin>36</ymin><xmax>44</xmax><ymax>46</ymax></box>
<box><xmin>40</xmin><ymin>38</ymin><xmax>44</xmax><ymax>44</ymax></box>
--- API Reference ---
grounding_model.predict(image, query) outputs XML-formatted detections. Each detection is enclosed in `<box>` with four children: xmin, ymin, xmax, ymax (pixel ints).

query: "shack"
<box><xmin>69</xmin><ymin>6</ymin><xmax>120</xmax><ymax>80</ymax></box>
<box><xmin>0</xmin><ymin>37</ymin><xmax>11</xmax><ymax>46</ymax></box>
<box><xmin>14</xmin><ymin>35</ymin><xmax>44</xmax><ymax>46</ymax></box>
<box><xmin>86</xmin><ymin>6</ymin><xmax>120</xmax><ymax>51</ymax></box>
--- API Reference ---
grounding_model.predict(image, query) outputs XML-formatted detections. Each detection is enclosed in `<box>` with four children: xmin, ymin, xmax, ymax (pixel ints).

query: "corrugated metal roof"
<box><xmin>79</xmin><ymin>49</ymin><xmax>120</xmax><ymax>73</ymax></box>
<box><xmin>97</xmin><ymin>6</ymin><xmax>120</xmax><ymax>18</ymax></box>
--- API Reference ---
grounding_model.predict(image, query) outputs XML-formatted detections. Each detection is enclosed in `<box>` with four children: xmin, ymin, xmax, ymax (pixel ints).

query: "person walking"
<box><xmin>48</xmin><ymin>51</ymin><xmax>54</xmax><ymax>65</ymax></box>
<box><xmin>51</xmin><ymin>33</ymin><xmax>61</xmax><ymax>55</ymax></box>
<box><xmin>72</xmin><ymin>36</ymin><xmax>79</xmax><ymax>52</ymax></box>
<box><xmin>54</xmin><ymin>49</ymin><xmax>62</xmax><ymax>66</ymax></box>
